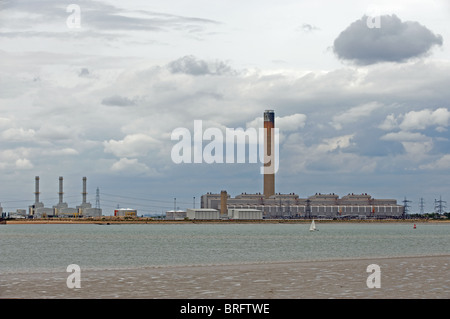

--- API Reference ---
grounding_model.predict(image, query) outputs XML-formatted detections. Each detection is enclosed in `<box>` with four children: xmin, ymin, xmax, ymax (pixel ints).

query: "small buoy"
<box><xmin>413</xmin><ymin>224</ymin><xmax>416</xmax><ymax>229</ymax></box>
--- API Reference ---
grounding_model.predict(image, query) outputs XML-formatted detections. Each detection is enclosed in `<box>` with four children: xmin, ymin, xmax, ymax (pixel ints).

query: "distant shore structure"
<box><xmin>201</xmin><ymin>110</ymin><xmax>405</xmax><ymax>219</ymax></box>
<box><xmin>114</xmin><ymin>208</ymin><xmax>137</xmax><ymax>217</ymax></box>
<box><xmin>29</xmin><ymin>176</ymin><xmax>102</xmax><ymax>218</ymax></box>
<box><xmin>187</xmin><ymin>208</ymin><xmax>220</xmax><ymax>220</ymax></box>
<box><xmin>166</xmin><ymin>210</ymin><xmax>187</xmax><ymax>220</ymax></box>
<box><xmin>202</xmin><ymin>192</ymin><xmax>404</xmax><ymax>219</ymax></box>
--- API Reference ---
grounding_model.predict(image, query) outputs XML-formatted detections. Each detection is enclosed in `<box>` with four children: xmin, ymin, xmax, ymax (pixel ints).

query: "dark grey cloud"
<box><xmin>333</xmin><ymin>14</ymin><xmax>443</xmax><ymax>65</ymax></box>
<box><xmin>168</xmin><ymin>55</ymin><xmax>210</xmax><ymax>75</ymax></box>
<box><xmin>167</xmin><ymin>55</ymin><xmax>235</xmax><ymax>76</ymax></box>
<box><xmin>299</xmin><ymin>23</ymin><xmax>320</xmax><ymax>33</ymax></box>
<box><xmin>102</xmin><ymin>95</ymin><xmax>136</xmax><ymax>107</ymax></box>
<box><xmin>79</xmin><ymin>68</ymin><xmax>90</xmax><ymax>77</ymax></box>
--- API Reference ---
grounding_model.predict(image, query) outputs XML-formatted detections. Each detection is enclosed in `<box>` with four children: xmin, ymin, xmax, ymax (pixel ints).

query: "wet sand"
<box><xmin>1</xmin><ymin>255</ymin><xmax>449</xmax><ymax>299</ymax></box>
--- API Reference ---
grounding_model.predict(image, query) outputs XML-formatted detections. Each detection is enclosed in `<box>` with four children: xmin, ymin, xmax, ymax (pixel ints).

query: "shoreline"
<box><xmin>4</xmin><ymin>218</ymin><xmax>449</xmax><ymax>225</ymax></box>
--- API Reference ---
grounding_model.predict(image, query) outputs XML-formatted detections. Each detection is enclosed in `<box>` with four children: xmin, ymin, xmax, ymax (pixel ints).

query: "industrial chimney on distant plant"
<box><xmin>263</xmin><ymin>110</ymin><xmax>275</xmax><ymax>198</ymax></box>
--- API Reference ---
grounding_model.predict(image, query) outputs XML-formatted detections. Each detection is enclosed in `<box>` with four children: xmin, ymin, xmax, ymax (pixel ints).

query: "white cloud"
<box><xmin>111</xmin><ymin>157</ymin><xmax>153</xmax><ymax>175</ymax></box>
<box><xmin>282</xmin><ymin>132</ymin><xmax>376</xmax><ymax>174</ymax></box>
<box><xmin>277</xmin><ymin>114</ymin><xmax>307</xmax><ymax>131</ymax></box>
<box><xmin>0</xmin><ymin>127</ymin><xmax>35</xmax><ymax>142</ymax></box>
<box><xmin>0</xmin><ymin>117</ymin><xmax>13</xmax><ymax>128</ymax></box>
<box><xmin>381</xmin><ymin>131</ymin><xmax>433</xmax><ymax>158</ymax></box>
<box><xmin>379</xmin><ymin>113</ymin><xmax>398</xmax><ymax>131</ymax></box>
<box><xmin>48</xmin><ymin>148</ymin><xmax>79</xmax><ymax>156</ymax></box>
<box><xmin>401</xmin><ymin>141</ymin><xmax>434</xmax><ymax>157</ymax></box>
<box><xmin>378</xmin><ymin>108</ymin><xmax>450</xmax><ymax>160</ymax></box>
<box><xmin>104</xmin><ymin>134</ymin><xmax>161</xmax><ymax>158</ymax></box>
<box><xmin>15</xmin><ymin>158</ymin><xmax>33</xmax><ymax>170</ymax></box>
<box><xmin>399</xmin><ymin>108</ymin><xmax>450</xmax><ymax>131</ymax></box>
<box><xmin>316</xmin><ymin>134</ymin><xmax>354</xmax><ymax>153</ymax></box>
<box><xmin>331</xmin><ymin>102</ymin><xmax>382</xmax><ymax>130</ymax></box>
<box><xmin>0</xmin><ymin>147</ymin><xmax>32</xmax><ymax>163</ymax></box>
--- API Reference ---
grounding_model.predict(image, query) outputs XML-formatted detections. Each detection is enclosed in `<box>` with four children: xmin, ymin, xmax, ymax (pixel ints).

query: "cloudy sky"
<box><xmin>1</xmin><ymin>0</ymin><xmax>449</xmax><ymax>214</ymax></box>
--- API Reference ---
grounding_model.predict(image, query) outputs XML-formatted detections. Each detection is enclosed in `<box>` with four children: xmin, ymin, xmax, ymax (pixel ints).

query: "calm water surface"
<box><xmin>1</xmin><ymin>223</ymin><xmax>449</xmax><ymax>273</ymax></box>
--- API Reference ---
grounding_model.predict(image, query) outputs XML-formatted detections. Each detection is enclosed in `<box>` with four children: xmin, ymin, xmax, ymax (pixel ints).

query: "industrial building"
<box><xmin>53</xmin><ymin>176</ymin><xmax>78</xmax><ymax>217</ymax></box>
<box><xmin>186</xmin><ymin>208</ymin><xmax>220</xmax><ymax>220</ymax></box>
<box><xmin>29</xmin><ymin>176</ymin><xmax>52</xmax><ymax>217</ymax></box>
<box><xmin>114</xmin><ymin>208</ymin><xmax>137</xmax><ymax>217</ymax></box>
<box><xmin>77</xmin><ymin>177</ymin><xmax>102</xmax><ymax>217</ymax></box>
<box><xmin>202</xmin><ymin>191</ymin><xmax>404</xmax><ymax>219</ymax></box>
<box><xmin>228</xmin><ymin>208</ymin><xmax>263</xmax><ymax>220</ymax></box>
<box><xmin>166</xmin><ymin>210</ymin><xmax>187</xmax><ymax>220</ymax></box>
<box><xmin>201</xmin><ymin>110</ymin><xmax>405</xmax><ymax>219</ymax></box>
<box><xmin>29</xmin><ymin>176</ymin><xmax>102</xmax><ymax>218</ymax></box>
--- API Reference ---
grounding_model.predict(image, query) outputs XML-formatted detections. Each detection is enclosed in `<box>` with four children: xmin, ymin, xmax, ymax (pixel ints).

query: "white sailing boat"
<box><xmin>309</xmin><ymin>219</ymin><xmax>318</xmax><ymax>231</ymax></box>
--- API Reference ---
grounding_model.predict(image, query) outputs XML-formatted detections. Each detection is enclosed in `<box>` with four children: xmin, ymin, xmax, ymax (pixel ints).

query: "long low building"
<box><xmin>166</xmin><ymin>210</ymin><xmax>187</xmax><ymax>220</ymax></box>
<box><xmin>202</xmin><ymin>192</ymin><xmax>405</xmax><ymax>219</ymax></box>
<box><xmin>186</xmin><ymin>208</ymin><xmax>220</xmax><ymax>220</ymax></box>
<box><xmin>228</xmin><ymin>208</ymin><xmax>263</xmax><ymax>220</ymax></box>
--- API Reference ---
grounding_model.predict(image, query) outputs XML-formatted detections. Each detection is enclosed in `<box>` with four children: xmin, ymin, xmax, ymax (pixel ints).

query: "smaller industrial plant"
<box><xmin>114</xmin><ymin>208</ymin><xmax>137</xmax><ymax>217</ymax></box>
<box><xmin>27</xmin><ymin>176</ymin><xmax>102</xmax><ymax>218</ymax></box>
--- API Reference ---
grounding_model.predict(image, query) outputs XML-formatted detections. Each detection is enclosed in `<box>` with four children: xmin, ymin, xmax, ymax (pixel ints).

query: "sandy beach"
<box><xmin>1</xmin><ymin>255</ymin><xmax>449</xmax><ymax>299</ymax></box>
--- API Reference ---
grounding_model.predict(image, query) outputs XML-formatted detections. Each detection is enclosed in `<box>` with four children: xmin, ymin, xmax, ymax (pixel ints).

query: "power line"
<box><xmin>434</xmin><ymin>196</ymin><xmax>446</xmax><ymax>215</ymax></box>
<box><xmin>419</xmin><ymin>197</ymin><xmax>425</xmax><ymax>214</ymax></box>
<box><xmin>100</xmin><ymin>199</ymin><xmax>171</xmax><ymax>210</ymax></box>
<box><xmin>0</xmin><ymin>195</ymin><xmax>80</xmax><ymax>203</ymax></box>
<box><xmin>100</xmin><ymin>192</ymin><xmax>193</xmax><ymax>205</ymax></box>
<box><xmin>402</xmin><ymin>197</ymin><xmax>411</xmax><ymax>218</ymax></box>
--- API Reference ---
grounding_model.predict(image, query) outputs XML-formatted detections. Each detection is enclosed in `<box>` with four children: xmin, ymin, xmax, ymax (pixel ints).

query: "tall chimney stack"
<box><xmin>35</xmin><ymin>176</ymin><xmax>40</xmax><ymax>204</ymax></box>
<box><xmin>58</xmin><ymin>176</ymin><xmax>64</xmax><ymax>204</ymax></box>
<box><xmin>263</xmin><ymin>110</ymin><xmax>275</xmax><ymax>198</ymax></box>
<box><xmin>220</xmin><ymin>190</ymin><xmax>228</xmax><ymax>217</ymax></box>
<box><xmin>82</xmin><ymin>177</ymin><xmax>87</xmax><ymax>204</ymax></box>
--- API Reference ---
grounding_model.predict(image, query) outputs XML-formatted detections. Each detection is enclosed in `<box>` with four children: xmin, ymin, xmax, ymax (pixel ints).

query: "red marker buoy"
<box><xmin>413</xmin><ymin>224</ymin><xmax>416</xmax><ymax>229</ymax></box>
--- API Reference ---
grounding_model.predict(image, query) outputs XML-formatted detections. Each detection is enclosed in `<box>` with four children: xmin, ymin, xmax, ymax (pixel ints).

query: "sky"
<box><xmin>1</xmin><ymin>0</ymin><xmax>449</xmax><ymax>215</ymax></box>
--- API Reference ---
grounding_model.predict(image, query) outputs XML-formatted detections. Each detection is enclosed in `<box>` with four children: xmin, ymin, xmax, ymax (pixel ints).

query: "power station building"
<box><xmin>202</xmin><ymin>191</ymin><xmax>404</xmax><ymax>219</ymax></box>
<box><xmin>76</xmin><ymin>177</ymin><xmax>102</xmax><ymax>217</ymax></box>
<box><xmin>228</xmin><ymin>208</ymin><xmax>263</xmax><ymax>220</ymax></box>
<box><xmin>29</xmin><ymin>176</ymin><xmax>54</xmax><ymax>218</ymax></box>
<box><xmin>201</xmin><ymin>110</ymin><xmax>405</xmax><ymax>219</ymax></box>
<box><xmin>29</xmin><ymin>176</ymin><xmax>102</xmax><ymax>218</ymax></box>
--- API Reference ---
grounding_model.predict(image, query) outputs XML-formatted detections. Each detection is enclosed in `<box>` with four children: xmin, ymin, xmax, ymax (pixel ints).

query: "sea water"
<box><xmin>1</xmin><ymin>222</ymin><xmax>449</xmax><ymax>274</ymax></box>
